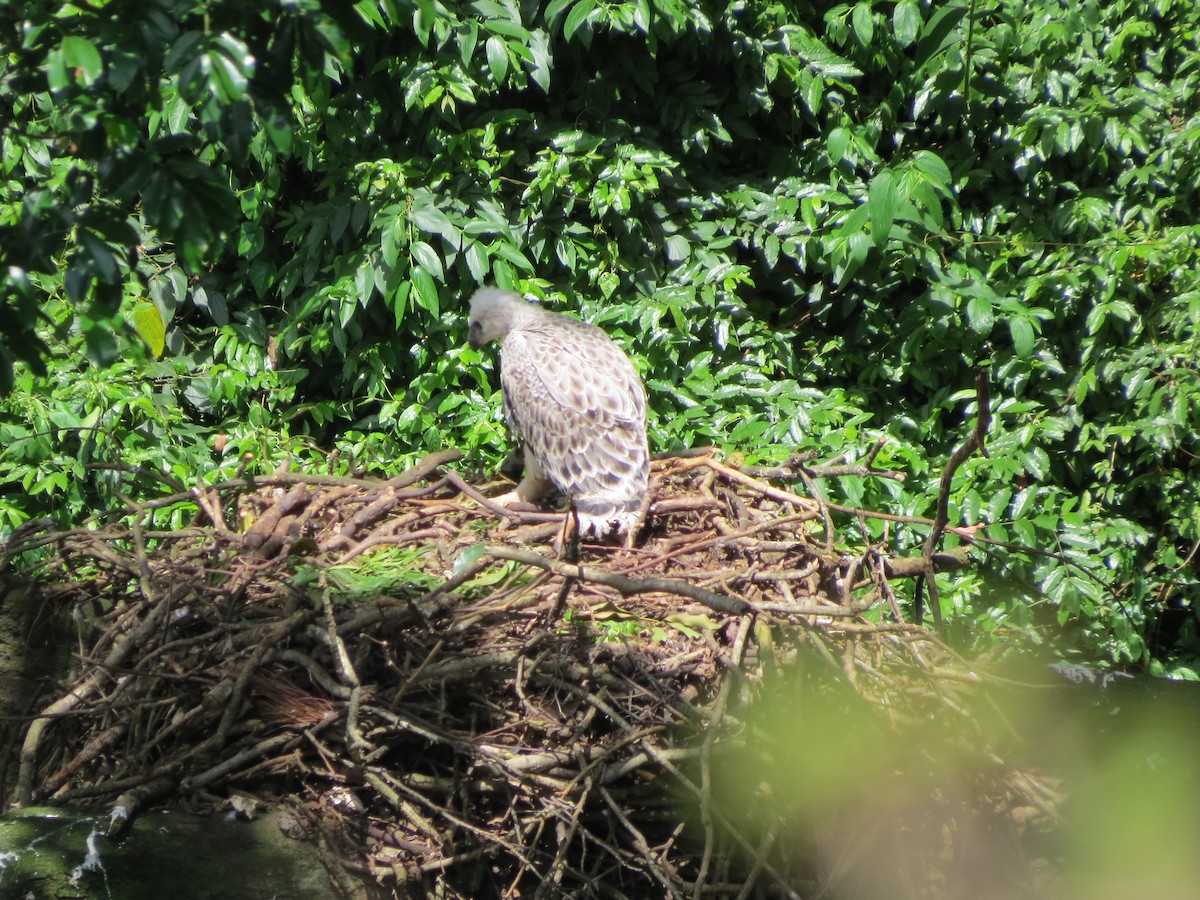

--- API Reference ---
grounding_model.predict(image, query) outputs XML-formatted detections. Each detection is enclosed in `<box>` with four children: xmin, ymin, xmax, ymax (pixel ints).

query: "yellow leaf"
<box><xmin>130</xmin><ymin>302</ymin><xmax>165</xmax><ymax>357</ymax></box>
<box><xmin>591</xmin><ymin>600</ymin><xmax>637</xmax><ymax>622</ymax></box>
<box><xmin>666</xmin><ymin>612</ymin><xmax>719</xmax><ymax>633</ymax></box>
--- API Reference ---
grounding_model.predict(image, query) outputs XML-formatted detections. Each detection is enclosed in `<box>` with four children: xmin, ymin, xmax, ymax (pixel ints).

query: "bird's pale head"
<box><xmin>467</xmin><ymin>287</ymin><xmax>539</xmax><ymax>349</ymax></box>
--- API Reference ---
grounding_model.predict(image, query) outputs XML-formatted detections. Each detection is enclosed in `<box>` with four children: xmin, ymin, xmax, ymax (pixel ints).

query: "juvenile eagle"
<box><xmin>467</xmin><ymin>287</ymin><xmax>649</xmax><ymax>539</ymax></box>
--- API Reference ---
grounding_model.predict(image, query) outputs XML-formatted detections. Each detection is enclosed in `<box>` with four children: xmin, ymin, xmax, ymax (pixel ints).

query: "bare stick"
<box><xmin>918</xmin><ymin>370</ymin><xmax>991</xmax><ymax>626</ymax></box>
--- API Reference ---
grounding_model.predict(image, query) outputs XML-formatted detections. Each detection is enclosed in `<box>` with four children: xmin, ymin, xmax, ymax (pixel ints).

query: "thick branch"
<box><xmin>484</xmin><ymin>546</ymin><xmax>752</xmax><ymax>615</ymax></box>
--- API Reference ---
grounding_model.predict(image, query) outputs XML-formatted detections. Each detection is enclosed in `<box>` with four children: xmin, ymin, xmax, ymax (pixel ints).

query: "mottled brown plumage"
<box><xmin>467</xmin><ymin>287</ymin><xmax>649</xmax><ymax>538</ymax></box>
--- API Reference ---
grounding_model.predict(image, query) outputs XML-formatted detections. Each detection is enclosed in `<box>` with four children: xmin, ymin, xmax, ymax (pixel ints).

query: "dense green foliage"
<box><xmin>2</xmin><ymin>0</ymin><xmax>1198</xmax><ymax>670</ymax></box>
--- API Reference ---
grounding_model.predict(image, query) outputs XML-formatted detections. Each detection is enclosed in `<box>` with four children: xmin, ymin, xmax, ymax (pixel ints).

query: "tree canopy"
<box><xmin>1</xmin><ymin>0</ymin><xmax>1198</xmax><ymax>671</ymax></box>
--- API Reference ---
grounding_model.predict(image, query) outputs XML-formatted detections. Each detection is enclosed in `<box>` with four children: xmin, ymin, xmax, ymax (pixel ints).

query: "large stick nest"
<box><xmin>1</xmin><ymin>449</ymin><xmax>1049</xmax><ymax>899</ymax></box>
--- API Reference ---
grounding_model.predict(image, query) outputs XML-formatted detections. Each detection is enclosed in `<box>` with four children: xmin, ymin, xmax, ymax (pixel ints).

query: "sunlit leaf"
<box><xmin>412</xmin><ymin>267</ymin><xmax>440</xmax><ymax>315</ymax></box>
<box><xmin>62</xmin><ymin>35</ymin><xmax>103</xmax><ymax>84</ymax></box>
<box><xmin>851</xmin><ymin>2</ymin><xmax>874</xmax><ymax>46</ymax></box>
<box><xmin>410</xmin><ymin>240</ymin><xmax>445</xmax><ymax>282</ymax></box>
<box><xmin>485</xmin><ymin>35</ymin><xmax>508</xmax><ymax>82</ymax></box>
<box><xmin>452</xmin><ymin>544</ymin><xmax>487</xmax><ymax>575</ymax></box>
<box><xmin>1009</xmin><ymin>316</ymin><xmax>1035</xmax><ymax>358</ymax></box>
<box><xmin>563</xmin><ymin>0</ymin><xmax>596</xmax><ymax>40</ymax></box>
<box><xmin>892</xmin><ymin>0</ymin><xmax>921</xmax><ymax>47</ymax></box>
<box><xmin>527</xmin><ymin>29</ymin><xmax>552</xmax><ymax>92</ymax></box>
<box><xmin>866</xmin><ymin>170</ymin><xmax>897</xmax><ymax>248</ymax></box>
<box><xmin>966</xmin><ymin>295</ymin><xmax>994</xmax><ymax>333</ymax></box>
<box><xmin>129</xmin><ymin>302</ymin><xmax>165</xmax><ymax>357</ymax></box>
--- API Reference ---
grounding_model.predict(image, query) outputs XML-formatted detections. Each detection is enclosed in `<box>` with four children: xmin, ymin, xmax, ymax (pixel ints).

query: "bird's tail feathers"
<box><xmin>574</xmin><ymin>498</ymin><xmax>642</xmax><ymax>540</ymax></box>
<box><xmin>576</xmin><ymin>510</ymin><xmax>640</xmax><ymax>540</ymax></box>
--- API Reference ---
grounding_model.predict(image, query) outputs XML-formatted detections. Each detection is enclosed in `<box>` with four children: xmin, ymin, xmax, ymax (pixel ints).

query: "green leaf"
<box><xmin>355</xmin><ymin>263</ymin><xmax>375</xmax><ymax>302</ymax></box>
<box><xmin>1025</xmin><ymin>447</ymin><xmax>1050</xmax><ymax>481</ymax></box>
<box><xmin>465</xmin><ymin>242</ymin><xmax>490</xmax><ymax>282</ymax></box>
<box><xmin>1008</xmin><ymin>317</ymin><xmax>1035</xmax><ymax>358</ymax></box>
<box><xmin>77</xmin><ymin>229</ymin><xmax>119</xmax><ymax>282</ymax></box>
<box><xmin>835</xmin><ymin>231</ymin><xmax>872</xmax><ymax>286</ymax></box>
<box><xmin>381</xmin><ymin>218</ymin><xmax>403</xmax><ymax>269</ymax></box>
<box><xmin>801</xmin><ymin>70</ymin><xmax>823</xmax><ymax>115</ymax></box>
<box><xmin>912</xmin><ymin>150</ymin><xmax>952</xmax><ymax>193</ymax></box>
<box><xmin>457</xmin><ymin>20</ymin><xmax>480</xmax><ymax>64</ymax></box>
<box><xmin>452</xmin><ymin>544</ymin><xmax>487</xmax><ymax>575</ymax></box>
<box><xmin>544</xmin><ymin>0</ymin><xmax>575</xmax><ymax>20</ymax></box>
<box><xmin>986</xmin><ymin>487</ymin><xmax>1013</xmax><ymax>524</ymax></box>
<box><xmin>665</xmin><ymin>235</ymin><xmax>689</xmax><ymax>262</ymax></box>
<box><xmin>912</xmin><ymin>4</ymin><xmax>968</xmax><ymax>74</ymax></box>
<box><xmin>827</xmin><ymin>127</ymin><xmax>851</xmax><ymax>164</ymax></box>
<box><xmin>866</xmin><ymin>170</ymin><xmax>897</xmax><ymax>248</ymax></box>
<box><xmin>483</xmin><ymin>18</ymin><xmax>532</xmax><ymax>41</ymax></box>
<box><xmin>411</xmin><ymin>241</ymin><xmax>445</xmax><ymax>282</ymax></box>
<box><xmin>262</xmin><ymin>108</ymin><xmax>293</xmax><ymax>155</ymax></box>
<box><xmin>46</xmin><ymin>46</ymin><xmax>70</xmax><ymax>91</ymax></box>
<box><xmin>472</xmin><ymin>0</ymin><xmax>510</xmax><ymax>17</ymax></box>
<box><xmin>62</xmin><ymin>36</ymin><xmax>103</xmax><ymax>85</ymax></box>
<box><xmin>851</xmin><ymin>2</ymin><xmax>875</xmax><ymax>46</ymax></box>
<box><xmin>206</xmin><ymin>36</ymin><xmax>251</xmax><ymax>103</ymax></box>
<box><xmin>794</xmin><ymin>29</ymin><xmax>862</xmax><ymax>79</ymax></box>
<box><xmin>564</xmin><ymin>0</ymin><xmax>597</xmax><ymax>40</ymax></box>
<box><xmin>527</xmin><ymin>29</ymin><xmax>552</xmax><ymax>92</ymax></box>
<box><xmin>193</xmin><ymin>286</ymin><xmax>229</xmax><ymax>326</ymax></box>
<box><xmin>485</xmin><ymin>35</ymin><xmax>509</xmax><ymax>82</ymax></box>
<box><xmin>410</xmin><ymin>200</ymin><xmax>460</xmax><ymax>242</ymax></box>
<box><xmin>492</xmin><ymin>242</ymin><xmax>534</xmax><ymax>272</ymax></box>
<box><xmin>412</xmin><ymin>267</ymin><xmax>440</xmax><ymax>315</ymax></box>
<box><xmin>966</xmin><ymin>295</ymin><xmax>994</xmax><ymax>334</ymax></box>
<box><xmin>892</xmin><ymin>0</ymin><xmax>921</xmax><ymax>47</ymax></box>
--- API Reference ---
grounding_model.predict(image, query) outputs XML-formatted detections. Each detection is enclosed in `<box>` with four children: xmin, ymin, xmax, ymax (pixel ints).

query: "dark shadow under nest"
<box><xmin>0</xmin><ymin>447</ymin><xmax>1061</xmax><ymax>899</ymax></box>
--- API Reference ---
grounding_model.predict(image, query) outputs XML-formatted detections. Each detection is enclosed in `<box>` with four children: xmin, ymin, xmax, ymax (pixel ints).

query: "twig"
<box><xmin>600</xmin><ymin>786</ymin><xmax>685</xmax><ymax>897</ymax></box>
<box><xmin>443</xmin><ymin>468</ymin><xmax>534</xmax><ymax>523</ymax></box>
<box><xmin>179</xmin><ymin>733</ymin><xmax>299</xmax><ymax>793</ymax></box>
<box><xmin>701</xmin><ymin>458</ymin><xmax>821</xmax><ymax>513</ymax></box>
<box><xmin>917</xmin><ymin>370</ymin><xmax>991</xmax><ymax>627</ymax></box>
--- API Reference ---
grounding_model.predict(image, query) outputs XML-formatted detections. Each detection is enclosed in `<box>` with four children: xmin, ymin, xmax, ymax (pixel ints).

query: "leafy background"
<box><xmin>1</xmin><ymin>0</ymin><xmax>1197</xmax><ymax>673</ymax></box>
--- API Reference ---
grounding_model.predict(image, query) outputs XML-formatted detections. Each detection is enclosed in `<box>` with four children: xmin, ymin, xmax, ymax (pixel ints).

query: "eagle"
<box><xmin>467</xmin><ymin>287</ymin><xmax>649</xmax><ymax>540</ymax></box>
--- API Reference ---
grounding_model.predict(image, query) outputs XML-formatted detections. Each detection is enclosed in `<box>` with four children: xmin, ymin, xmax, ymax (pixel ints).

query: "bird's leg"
<box><xmin>621</xmin><ymin>523</ymin><xmax>637</xmax><ymax>550</ymax></box>
<box><xmin>546</xmin><ymin>508</ymin><xmax>580</xmax><ymax>621</ymax></box>
<box><xmin>551</xmin><ymin>506</ymin><xmax>581</xmax><ymax>561</ymax></box>
<box><xmin>493</xmin><ymin>447</ymin><xmax>552</xmax><ymax>508</ymax></box>
<box><xmin>621</xmin><ymin>482</ymin><xmax>655</xmax><ymax>549</ymax></box>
